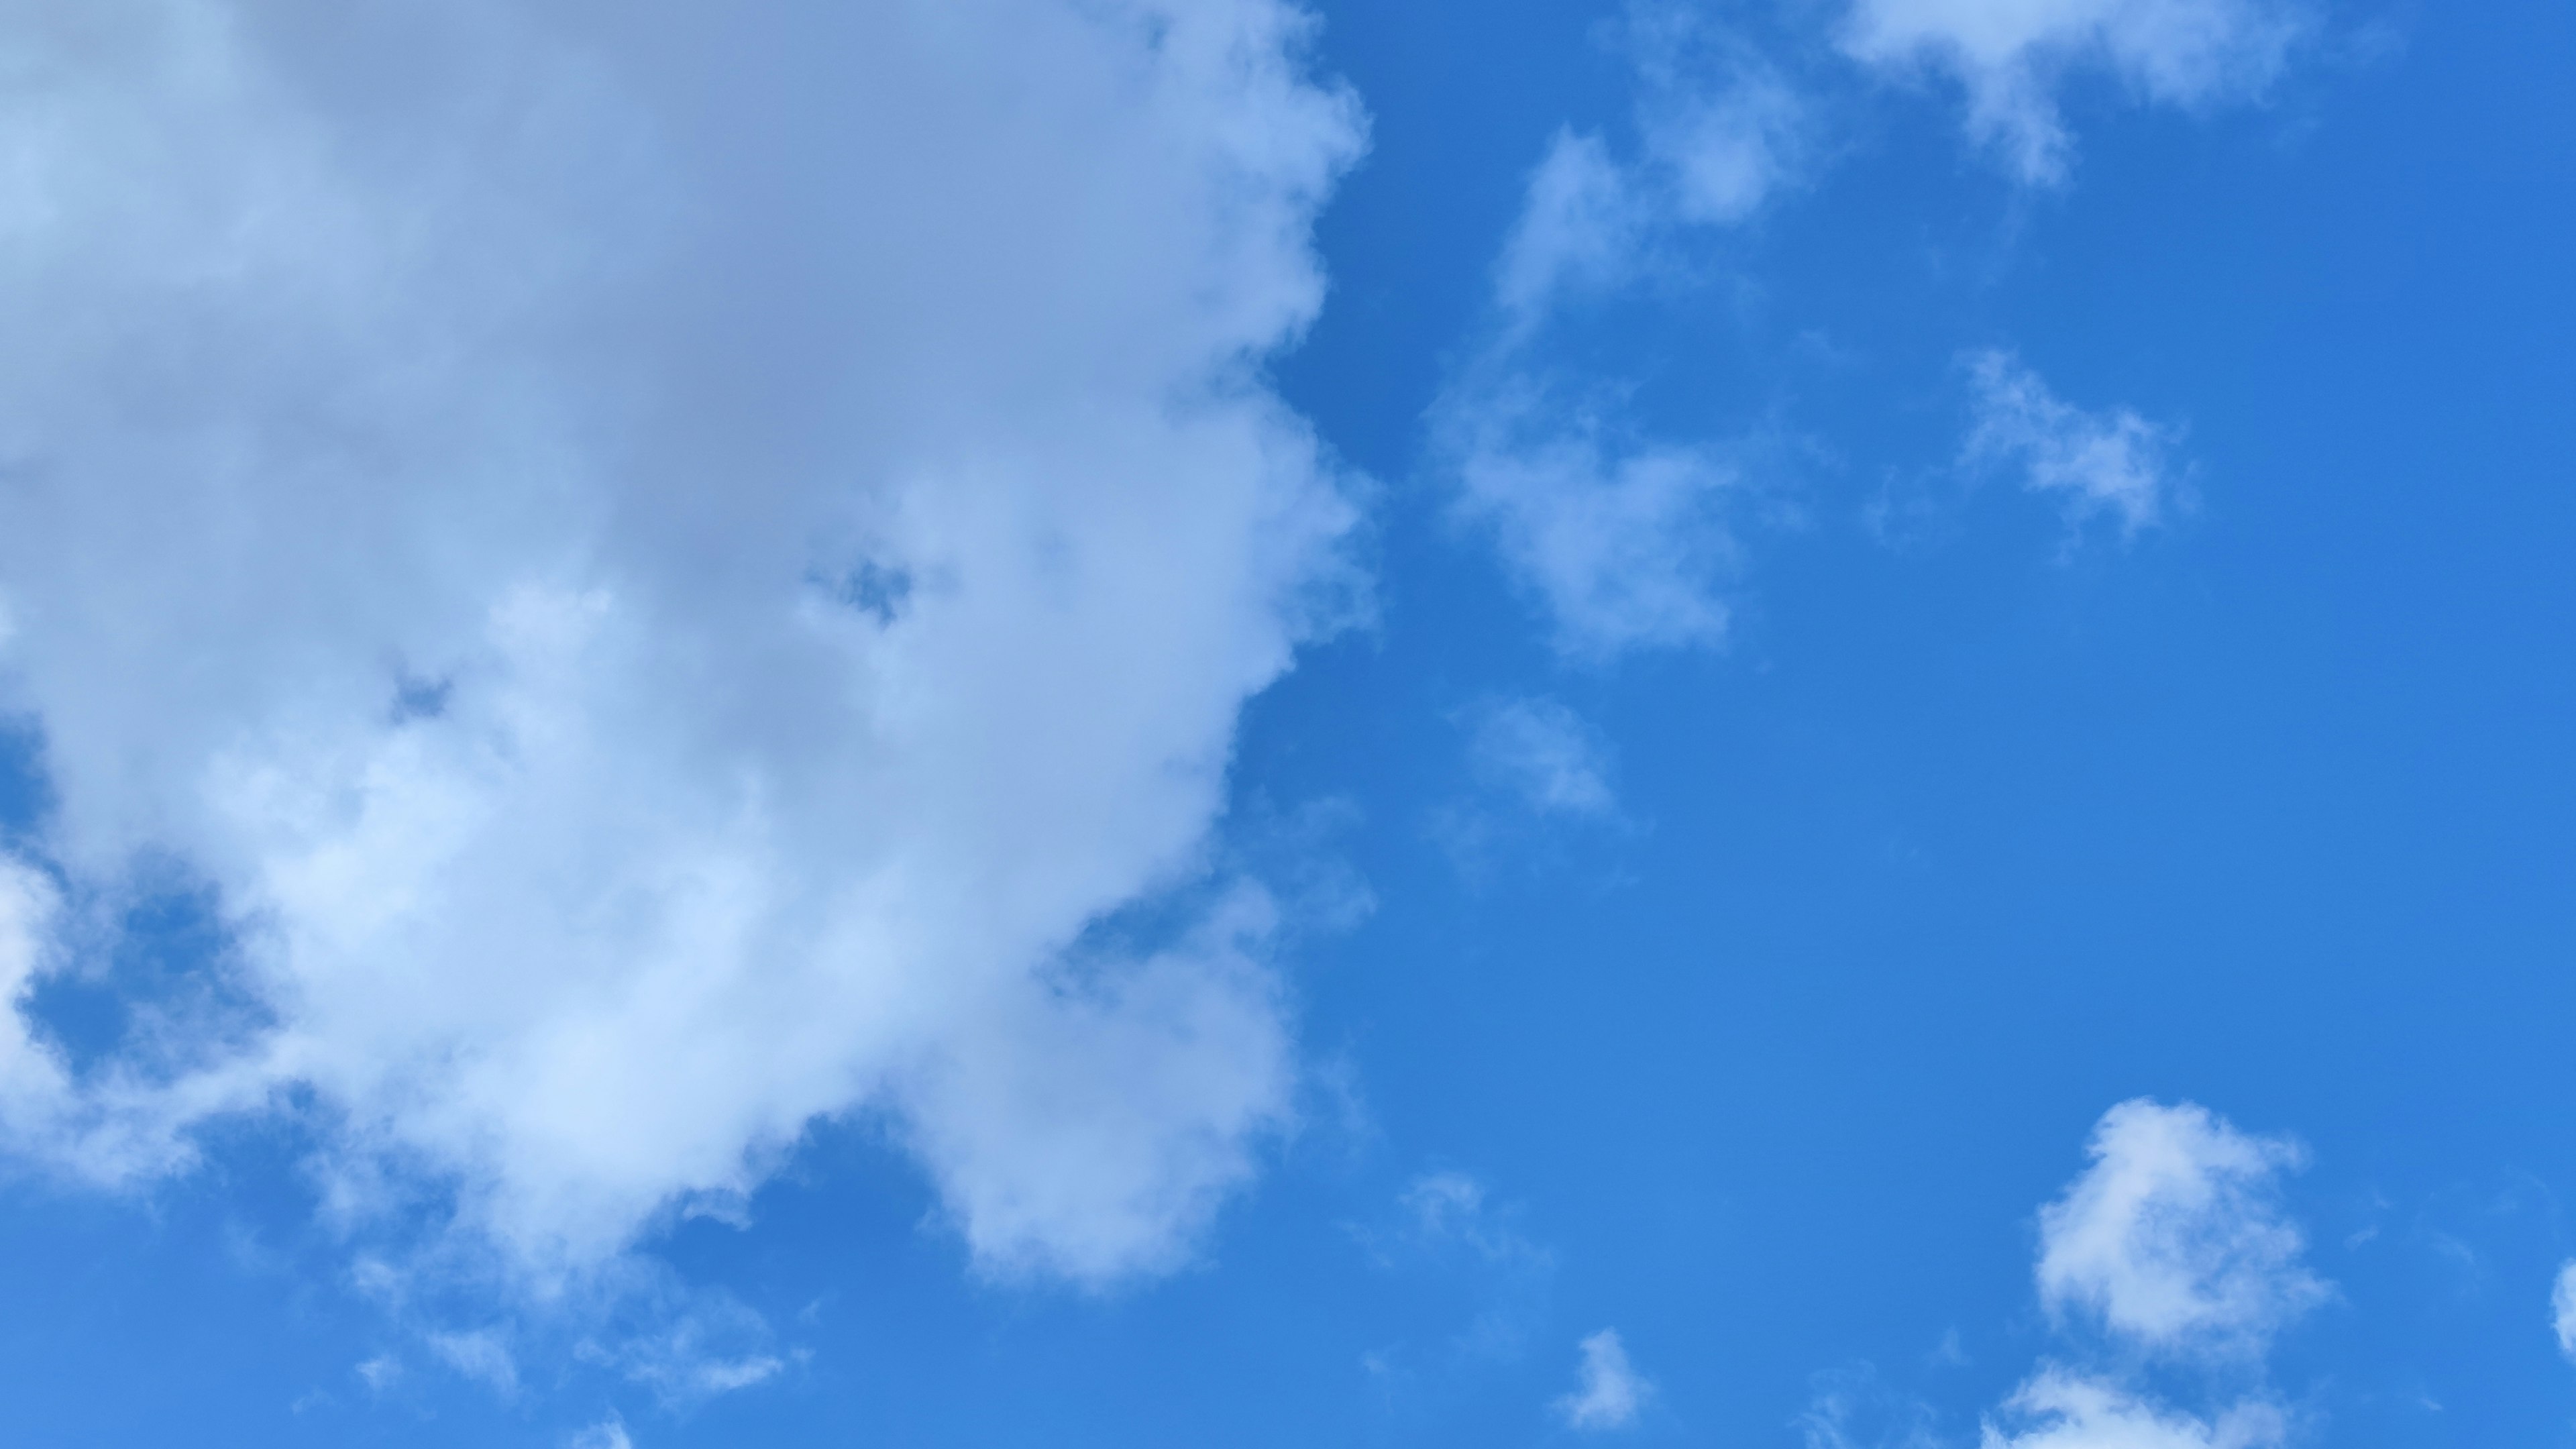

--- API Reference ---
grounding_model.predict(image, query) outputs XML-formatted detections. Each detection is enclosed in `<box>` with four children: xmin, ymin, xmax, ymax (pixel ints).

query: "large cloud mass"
<box><xmin>0</xmin><ymin>0</ymin><xmax>1364</xmax><ymax>1287</ymax></box>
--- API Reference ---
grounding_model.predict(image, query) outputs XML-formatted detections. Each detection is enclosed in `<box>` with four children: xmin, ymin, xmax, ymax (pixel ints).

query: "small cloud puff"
<box><xmin>2037</xmin><ymin>1099</ymin><xmax>2326</xmax><ymax>1357</ymax></box>
<box><xmin>1965</xmin><ymin>351</ymin><xmax>2185</xmax><ymax>541</ymax></box>
<box><xmin>1970</xmin><ymin>1101</ymin><xmax>2318</xmax><ymax>1449</ymax></box>
<box><xmin>1493</xmin><ymin>15</ymin><xmax>1805</xmax><ymax>331</ymax></box>
<box><xmin>428</xmin><ymin>1327</ymin><xmax>519</xmax><ymax>1396</ymax></box>
<box><xmin>354</xmin><ymin>1354</ymin><xmax>402</xmax><ymax>1393</ymax></box>
<box><xmin>567</xmin><ymin>1419</ymin><xmax>634</xmax><ymax>1449</ymax></box>
<box><xmin>1467</xmin><ymin>698</ymin><xmax>1617</xmax><ymax>819</ymax></box>
<box><xmin>1556</xmin><ymin>1328</ymin><xmax>1652</xmax><ymax>1431</ymax></box>
<box><xmin>1447</xmin><ymin>382</ymin><xmax>1740</xmax><ymax>659</ymax></box>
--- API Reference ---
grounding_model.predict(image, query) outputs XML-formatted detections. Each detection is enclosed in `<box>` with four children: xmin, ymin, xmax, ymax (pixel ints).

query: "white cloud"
<box><xmin>1800</xmin><ymin>1367</ymin><xmax>1945</xmax><ymax>1449</ymax></box>
<box><xmin>0</xmin><ymin>0</ymin><xmax>1364</xmax><ymax>1293</ymax></box>
<box><xmin>1393</xmin><ymin>1170</ymin><xmax>1550</xmax><ymax>1270</ymax></box>
<box><xmin>579</xmin><ymin>1282</ymin><xmax>791</xmax><ymax>1407</ymax></box>
<box><xmin>1556</xmin><ymin>1328</ymin><xmax>1652</xmax><ymax>1432</ymax></box>
<box><xmin>1496</xmin><ymin>131</ymin><xmax>1650</xmax><ymax>328</ymax></box>
<box><xmin>2553</xmin><ymin>1262</ymin><xmax>2576</xmax><ymax>1362</ymax></box>
<box><xmin>1841</xmin><ymin>0</ymin><xmax>2309</xmax><ymax>183</ymax></box>
<box><xmin>428</xmin><ymin>1326</ymin><xmax>519</xmax><ymax>1395</ymax></box>
<box><xmin>2035</xmin><ymin>1099</ymin><xmax>2324</xmax><ymax>1356</ymax></box>
<box><xmin>1626</xmin><ymin>9</ymin><xmax>1807</xmax><ymax>230</ymax></box>
<box><xmin>354</xmin><ymin>1354</ymin><xmax>402</xmax><ymax>1393</ymax></box>
<box><xmin>1491</xmin><ymin>10</ymin><xmax>1803</xmax><ymax>335</ymax></box>
<box><xmin>1951</xmin><ymin>1102</ymin><xmax>2317</xmax><ymax>1449</ymax></box>
<box><xmin>0</xmin><ymin>859</ymin><xmax>69</xmax><ymax>1139</ymax></box>
<box><xmin>1965</xmin><ymin>351</ymin><xmax>2182</xmax><ymax>539</ymax></box>
<box><xmin>1466</xmin><ymin>698</ymin><xmax>1616</xmax><ymax>818</ymax></box>
<box><xmin>1444</xmin><ymin>10</ymin><xmax>1794</xmax><ymax>661</ymax></box>
<box><xmin>1980</xmin><ymin>1369</ymin><xmax>2286</xmax><ymax>1449</ymax></box>
<box><xmin>1361</xmin><ymin>1171</ymin><xmax>1556</xmax><ymax>1369</ymax></box>
<box><xmin>568</xmin><ymin>1419</ymin><xmax>635</xmax><ymax>1449</ymax></box>
<box><xmin>1447</xmin><ymin>382</ymin><xmax>1737</xmax><ymax>659</ymax></box>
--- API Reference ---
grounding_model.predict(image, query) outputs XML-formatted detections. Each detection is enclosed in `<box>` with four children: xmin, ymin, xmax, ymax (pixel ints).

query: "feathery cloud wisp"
<box><xmin>1966</xmin><ymin>351</ymin><xmax>2185</xmax><ymax>540</ymax></box>
<box><xmin>1444</xmin><ymin>10</ymin><xmax>1796</xmax><ymax>663</ymax></box>
<box><xmin>1841</xmin><ymin>0</ymin><xmax>2310</xmax><ymax>183</ymax></box>
<box><xmin>1466</xmin><ymin>698</ymin><xmax>1618</xmax><ymax>819</ymax></box>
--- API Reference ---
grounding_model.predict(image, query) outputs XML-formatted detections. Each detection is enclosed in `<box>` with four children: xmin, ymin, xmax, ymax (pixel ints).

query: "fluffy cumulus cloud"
<box><xmin>0</xmin><ymin>0</ymin><xmax>1364</xmax><ymax>1290</ymax></box>
<box><xmin>2035</xmin><ymin>1098</ymin><xmax>2326</xmax><ymax>1356</ymax></box>
<box><xmin>1556</xmin><ymin>1328</ymin><xmax>1652</xmax><ymax>1432</ymax></box>
<box><xmin>1970</xmin><ymin>1102</ymin><xmax>2322</xmax><ymax>1449</ymax></box>
<box><xmin>1966</xmin><ymin>351</ymin><xmax>2184</xmax><ymax>539</ymax></box>
<box><xmin>1841</xmin><ymin>0</ymin><xmax>2309</xmax><ymax>182</ymax></box>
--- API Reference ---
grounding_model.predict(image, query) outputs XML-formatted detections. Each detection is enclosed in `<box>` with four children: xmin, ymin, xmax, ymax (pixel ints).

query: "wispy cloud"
<box><xmin>1395</xmin><ymin>1171</ymin><xmax>1554</xmax><ymax>1271</ymax></box>
<box><xmin>1841</xmin><ymin>0</ymin><xmax>2312</xmax><ymax>182</ymax></box>
<box><xmin>2553</xmin><ymin>1263</ymin><xmax>2576</xmax><ymax>1362</ymax></box>
<box><xmin>567</xmin><ymin>1419</ymin><xmax>635</xmax><ymax>1449</ymax></box>
<box><xmin>1356</xmin><ymin>1171</ymin><xmax>1558</xmax><ymax>1379</ymax></box>
<box><xmin>1493</xmin><ymin>15</ymin><xmax>1805</xmax><ymax>333</ymax></box>
<box><xmin>1496</xmin><ymin>131</ymin><xmax>1654</xmax><ymax>330</ymax></box>
<box><xmin>1556</xmin><ymin>1328</ymin><xmax>1653</xmax><ymax>1432</ymax></box>
<box><xmin>354</xmin><ymin>1354</ymin><xmax>402</xmax><ymax>1393</ymax></box>
<box><xmin>1965</xmin><ymin>350</ymin><xmax>2186</xmax><ymax>541</ymax></box>
<box><xmin>1445</xmin><ymin>380</ymin><xmax>1742</xmax><ymax>660</ymax></box>
<box><xmin>1982</xmin><ymin>1368</ymin><xmax>2289</xmax><ymax>1449</ymax></box>
<box><xmin>427</xmin><ymin>1327</ymin><xmax>519</xmax><ymax>1397</ymax></box>
<box><xmin>1799</xmin><ymin>1364</ymin><xmax>1945</xmax><ymax>1449</ymax></box>
<box><xmin>1440</xmin><ymin>5</ymin><xmax>1800</xmax><ymax>662</ymax></box>
<box><xmin>1466</xmin><ymin>697</ymin><xmax>1618</xmax><ymax>820</ymax></box>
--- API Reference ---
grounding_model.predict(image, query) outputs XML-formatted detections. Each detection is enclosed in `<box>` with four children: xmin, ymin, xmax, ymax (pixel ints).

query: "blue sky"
<box><xmin>0</xmin><ymin>1</ymin><xmax>2571</xmax><ymax>1445</ymax></box>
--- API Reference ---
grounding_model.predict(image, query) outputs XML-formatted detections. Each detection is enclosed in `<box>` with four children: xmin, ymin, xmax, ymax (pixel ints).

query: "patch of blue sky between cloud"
<box><xmin>0</xmin><ymin>0</ymin><xmax>1369</xmax><ymax>1379</ymax></box>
